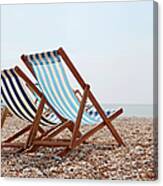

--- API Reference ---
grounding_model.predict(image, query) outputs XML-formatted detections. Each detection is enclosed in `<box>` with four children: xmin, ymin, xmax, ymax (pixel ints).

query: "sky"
<box><xmin>1</xmin><ymin>0</ymin><xmax>154</xmax><ymax>104</ymax></box>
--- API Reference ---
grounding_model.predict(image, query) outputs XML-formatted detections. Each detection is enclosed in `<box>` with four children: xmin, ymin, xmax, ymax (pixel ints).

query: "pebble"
<box><xmin>1</xmin><ymin>114</ymin><xmax>157</xmax><ymax>180</ymax></box>
<box><xmin>134</xmin><ymin>145</ymin><xmax>145</xmax><ymax>156</ymax></box>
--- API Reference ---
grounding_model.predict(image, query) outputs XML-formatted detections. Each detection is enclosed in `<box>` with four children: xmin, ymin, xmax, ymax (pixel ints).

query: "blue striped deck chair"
<box><xmin>1</xmin><ymin>68</ymin><xmax>66</xmax><ymax>149</ymax></box>
<box><xmin>18</xmin><ymin>47</ymin><xmax>124</xmax><ymax>157</ymax></box>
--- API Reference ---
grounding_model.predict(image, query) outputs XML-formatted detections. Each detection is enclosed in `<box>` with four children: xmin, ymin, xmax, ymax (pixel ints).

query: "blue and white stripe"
<box><xmin>27</xmin><ymin>50</ymin><xmax>112</xmax><ymax>125</ymax></box>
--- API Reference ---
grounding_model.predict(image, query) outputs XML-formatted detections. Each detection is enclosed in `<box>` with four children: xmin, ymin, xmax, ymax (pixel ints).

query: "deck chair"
<box><xmin>1</xmin><ymin>68</ymin><xmax>77</xmax><ymax>149</ymax></box>
<box><xmin>16</xmin><ymin>47</ymin><xmax>125</xmax><ymax>157</ymax></box>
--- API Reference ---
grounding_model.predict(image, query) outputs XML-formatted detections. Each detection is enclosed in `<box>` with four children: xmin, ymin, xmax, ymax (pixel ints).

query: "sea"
<box><xmin>1</xmin><ymin>99</ymin><xmax>154</xmax><ymax>118</ymax></box>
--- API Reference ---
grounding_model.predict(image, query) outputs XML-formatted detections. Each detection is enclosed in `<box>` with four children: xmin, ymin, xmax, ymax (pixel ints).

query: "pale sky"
<box><xmin>1</xmin><ymin>0</ymin><xmax>154</xmax><ymax>104</ymax></box>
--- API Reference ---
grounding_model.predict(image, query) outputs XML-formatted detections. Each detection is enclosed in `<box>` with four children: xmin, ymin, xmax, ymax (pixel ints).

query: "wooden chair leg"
<box><xmin>1</xmin><ymin>107</ymin><xmax>9</xmax><ymax>128</ymax></box>
<box><xmin>74</xmin><ymin>108</ymin><xmax>123</xmax><ymax>148</ymax></box>
<box><xmin>25</xmin><ymin>96</ymin><xmax>45</xmax><ymax>148</ymax></box>
<box><xmin>3</xmin><ymin>125</ymin><xmax>31</xmax><ymax>143</ymax></box>
<box><xmin>70</xmin><ymin>85</ymin><xmax>90</xmax><ymax>149</ymax></box>
<box><xmin>67</xmin><ymin>122</ymin><xmax>82</xmax><ymax>138</ymax></box>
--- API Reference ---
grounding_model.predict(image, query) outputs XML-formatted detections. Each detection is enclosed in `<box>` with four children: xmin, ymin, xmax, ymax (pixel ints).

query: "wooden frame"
<box><xmin>16</xmin><ymin>47</ymin><xmax>125</xmax><ymax>157</ymax></box>
<box><xmin>9</xmin><ymin>66</ymin><xmax>82</xmax><ymax>152</ymax></box>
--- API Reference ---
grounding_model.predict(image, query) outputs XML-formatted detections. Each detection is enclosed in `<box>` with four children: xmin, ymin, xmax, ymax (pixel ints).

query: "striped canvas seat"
<box><xmin>31</xmin><ymin>83</ymin><xmax>112</xmax><ymax>120</ymax></box>
<box><xmin>26</xmin><ymin>50</ymin><xmax>112</xmax><ymax>125</ymax></box>
<box><xmin>1</xmin><ymin>68</ymin><xmax>61</xmax><ymax>126</ymax></box>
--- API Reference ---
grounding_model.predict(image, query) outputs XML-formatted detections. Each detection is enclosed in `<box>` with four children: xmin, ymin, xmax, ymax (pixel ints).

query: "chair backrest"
<box><xmin>1</xmin><ymin>68</ymin><xmax>60</xmax><ymax>126</ymax></box>
<box><xmin>26</xmin><ymin>50</ymin><xmax>101</xmax><ymax>125</ymax></box>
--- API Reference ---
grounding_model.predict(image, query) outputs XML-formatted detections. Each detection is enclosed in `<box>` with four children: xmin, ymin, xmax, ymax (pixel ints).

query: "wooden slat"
<box><xmin>2</xmin><ymin>142</ymin><xmax>24</xmax><ymax>148</ymax></box>
<box><xmin>57</xmin><ymin>48</ymin><xmax>86</xmax><ymax>88</ymax></box>
<box><xmin>108</xmin><ymin>108</ymin><xmax>123</xmax><ymax>121</ymax></box>
<box><xmin>35</xmin><ymin>123</ymin><xmax>62</xmax><ymax>140</ymax></box>
<box><xmin>43</xmin><ymin>121</ymin><xmax>71</xmax><ymax>140</ymax></box>
<box><xmin>33</xmin><ymin>140</ymin><xmax>70</xmax><ymax>147</ymax></box>
<box><xmin>25</xmin><ymin>96</ymin><xmax>45</xmax><ymax>148</ymax></box>
<box><xmin>21</xmin><ymin>55</ymin><xmax>36</xmax><ymax>78</ymax></box>
<box><xmin>3</xmin><ymin>125</ymin><xmax>31</xmax><ymax>143</ymax></box>
<box><xmin>70</xmin><ymin>84</ymin><xmax>90</xmax><ymax>148</ymax></box>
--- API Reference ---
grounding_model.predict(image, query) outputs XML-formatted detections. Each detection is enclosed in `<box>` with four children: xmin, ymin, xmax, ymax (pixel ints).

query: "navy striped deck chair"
<box><xmin>17</xmin><ymin>47</ymin><xmax>124</xmax><ymax>157</ymax></box>
<box><xmin>1</xmin><ymin>68</ymin><xmax>66</xmax><ymax>149</ymax></box>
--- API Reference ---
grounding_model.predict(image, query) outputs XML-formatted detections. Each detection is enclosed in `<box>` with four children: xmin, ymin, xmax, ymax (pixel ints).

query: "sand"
<box><xmin>1</xmin><ymin>109</ymin><xmax>158</xmax><ymax>180</ymax></box>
